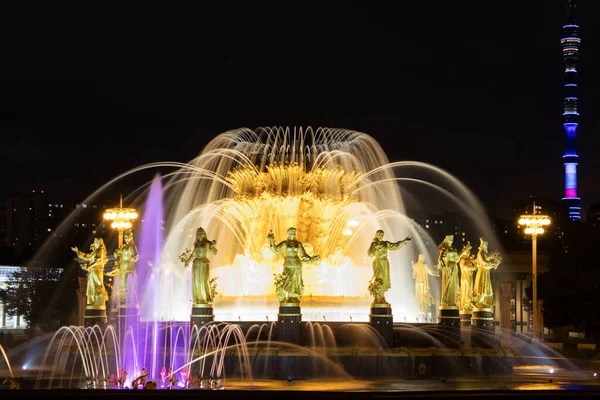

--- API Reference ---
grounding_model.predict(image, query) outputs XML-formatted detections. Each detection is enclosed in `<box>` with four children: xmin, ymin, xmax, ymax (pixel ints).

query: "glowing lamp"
<box><xmin>103</xmin><ymin>195</ymin><xmax>138</xmax><ymax>247</ymax></box>
<box><xmin>518</xmin><ymin>202</ymin><xmax>550</xmax><ymax>342</ymax></box>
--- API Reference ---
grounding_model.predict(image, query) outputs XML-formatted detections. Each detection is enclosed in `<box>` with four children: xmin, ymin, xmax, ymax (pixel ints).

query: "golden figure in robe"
<box><xmin>458</xmin><ymin>242</ymin><xmax>477</xmax><ymax>313</ymax></box>
<box><xmin>412</xmin><ymin>254</ymin><xmax>437</xmax><ymax>315</ymax></box>
<box><xmin>436</xmin><ymin>235</ymin><xmax>469</xmax><ymax>309</ymax></box>
<box><xmin>182</xmin><ymin>227</ymin><xmax>217</xmax><ymax>305</ymax></box>
<box><xmin>471</xmin><ymin>237</ymin><xmax>502</xmax><ymax>310</ymax></box>
<box><xmin>106</xmin><ymin>229</ymin><xmax>139</xmax><ymax>305</ymax></box>
<box><xmin>367</xmin><ymin>229</ymin><xmax>412</xmax><ymax>305</ymax></box>
<box><xmin>268</xmin><ymin>227</ymin><xmax>320</xmax><ymax>304</ymax></box>
<box><xmin>72</xmin><ymin>237</ymin><xmax>109</xmax><ymax>306</ymax></box>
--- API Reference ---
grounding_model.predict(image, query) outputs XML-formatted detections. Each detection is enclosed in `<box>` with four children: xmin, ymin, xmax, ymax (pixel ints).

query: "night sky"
<box><xmin>1</xmin><ymin>1</ymin><xmax>599</xmax><ymax>219</ymax></box>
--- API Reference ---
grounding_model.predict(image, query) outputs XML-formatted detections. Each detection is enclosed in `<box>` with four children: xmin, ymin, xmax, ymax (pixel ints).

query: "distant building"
<box><xmin>1</xmin><ymin>190</ymin><xmax>113</xmax><ymax>265</ymax></box>
<box><xmin>0</xmin><ymin>265</ymin><xmax>28</xmax><ymax>331</ymax></box>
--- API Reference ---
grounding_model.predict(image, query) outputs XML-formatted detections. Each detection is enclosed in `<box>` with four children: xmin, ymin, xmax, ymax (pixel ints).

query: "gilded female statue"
<box><xmin>471</xmin><ymin>237</ymin><xmax>502</xmax><ymax>309</ymax></box>
<box><xmin>367</xmin><ymin>230</ymin><xmax>412</xmax><ymax>304</ymax></box>
<box><xmin>267</xmin><ymin>227</ymin><xmax>320</xmax><ymax>304</ymax></box>
<box><xmin>412</xmin><ymin>254</ymin><xmax>437</xmax><ymax>315</ymax></box>
<box><xmin>106</xmin><ymin>229</ymin><xmax>139</xmax><ymax>305</ymax></box>
<box><xmin>436</xmin><ymin>235</ymin><xmax>469</xmax><ymax>308</ymax></box>
<box><xmin>182</xmin><ymin>227</ymin><xmax>217</xmax><ymax>305</ymax></box>
<box><xmin>458</xmin><ymin>242</ymin><xmax>477</xmax><ymax>313</ymax></box>
<box><xmin>72</xmin><ymin>237</ymin><xmax>109</xmax><ymax>306</ymax></box>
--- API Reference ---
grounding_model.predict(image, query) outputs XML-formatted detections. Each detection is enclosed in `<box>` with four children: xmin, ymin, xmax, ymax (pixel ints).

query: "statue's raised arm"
<box><xmin>267</xmin><ymin>230</ymin><xmax>285</xmax><ymax>255</ymax></box>
<box><xmin>388</xmin><ymin>236</ymin><xmax>412</xmax><ymax>251</ymax></box>
<box><xmin>72</xmin><ymin>245</ymin><xmax>93</xmax><ymax>262</ymax></box>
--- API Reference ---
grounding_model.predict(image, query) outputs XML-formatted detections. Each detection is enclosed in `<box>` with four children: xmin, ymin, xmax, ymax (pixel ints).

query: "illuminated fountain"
<box><xmin>2</xmin><ymin>126</ymin><xmax>515</xmax><ymax>389</ymax></box>
<box><xmin>146</xmin><ymin>126</ymin><xmax>495</xmax><ymax>323</ymax></box>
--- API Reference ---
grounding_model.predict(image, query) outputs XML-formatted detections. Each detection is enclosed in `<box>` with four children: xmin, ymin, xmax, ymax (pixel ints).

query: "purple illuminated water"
<box><xmin>124</xmin><ymin>173</ymin><xmax>169</xmax><ymax>383</ymax></box>
<box><xmin>139</xmin><ymin>173</ymin><xmax>166</xmax><ymax>319</ymax></box>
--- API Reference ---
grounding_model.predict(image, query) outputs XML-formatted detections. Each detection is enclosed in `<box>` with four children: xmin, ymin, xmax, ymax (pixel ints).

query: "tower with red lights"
<box><xmin>561</xmin><ymin>0</ymin><xmax>581</xmax><ymax>221</ymax></box>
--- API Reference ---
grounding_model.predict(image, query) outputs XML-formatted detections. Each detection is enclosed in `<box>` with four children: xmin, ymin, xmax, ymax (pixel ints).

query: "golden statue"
<box><xmin>436</xmin><ymin>235</ymin><xmax>469</xmax><ymax>308</ymax></box>
<box><xmin>267</xmin><ymin>227</ymin><xmax>320</xmax><ymax>304</ymax></box>
<box><xmin>471</xmin><ymin>237</ymin><xmax>502</xmax><ymax>309</ymax></box>
<box><xmin>412</xmin><ymin>254</ymin><xmax>437</xmax><ymax>315</ymax></box>
<box><xmin>367</xmin><ymin>229</ymin><xmax>412</xmax><ymax>304</ymax></box>
<box><xmin>182</xmin><ymin>227</ymin><xmax>217</xmax><ymax>305</ymax></box>
<box><xmin>72</xmin><ymin>237</ymin><xmax>109</xmax><ymax>306</ymax></box>
<box><xmin>106</xmin><ymin>229</ymin><xmax>139</xmax><ymax>305</ymax></box>
<box><xmin>458</xmin><ymin>242</ymin><xmax>477</xmax><ymax>313</ymax></box>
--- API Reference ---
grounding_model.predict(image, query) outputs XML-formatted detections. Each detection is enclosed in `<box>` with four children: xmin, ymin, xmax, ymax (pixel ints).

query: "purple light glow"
<box><xmin>136</xmin><ymin>173</ymin><xmax>166</xmax><ymax>381</ymax></box>
<box><xmin>565</xmin><ymin>188</ymin><xmax>577</xmax><ymax>198</ymax></box>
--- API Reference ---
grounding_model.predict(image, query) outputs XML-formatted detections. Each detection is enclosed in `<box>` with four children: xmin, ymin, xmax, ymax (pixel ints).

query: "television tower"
<box><xmin>561</xmin><ymin>0</ymin><xmax>581</xmax><ymax>221</ymax></box>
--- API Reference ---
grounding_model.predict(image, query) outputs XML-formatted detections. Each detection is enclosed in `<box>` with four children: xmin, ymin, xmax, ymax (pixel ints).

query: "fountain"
<box><xmin>1</xmin><ymin>127</ymin><xmax>594</xmax><ymax>392</ymax></box>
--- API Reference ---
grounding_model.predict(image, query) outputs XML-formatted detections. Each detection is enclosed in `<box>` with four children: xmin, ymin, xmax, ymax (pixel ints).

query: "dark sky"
<box><xmin>0</xmin><ymin>1</ymin><xmax>598</xmax><ymax>219</ymax></box>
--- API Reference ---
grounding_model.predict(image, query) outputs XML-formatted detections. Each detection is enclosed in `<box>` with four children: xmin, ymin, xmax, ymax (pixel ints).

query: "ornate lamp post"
<box><xmin>518</xmin><ymin>202</ymin><xmax>551</xmax><ymax>341</ymax></box>
<box><xmin>103</xmin><ymin>195</ymin><xmax>138</xmax><ymax>247</ymax></box>
<box><xmin>102</xmin><ymin>194</ymin><xmax>140</xmax><ymax>336</ymax></box>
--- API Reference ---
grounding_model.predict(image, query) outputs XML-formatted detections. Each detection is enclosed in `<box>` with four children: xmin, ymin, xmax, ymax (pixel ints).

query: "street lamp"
<box><xmin>518</xmin><ymin>201</ymin><xmax>551</xmax><ymax>341</ymax></box>
<box><xmin>103</xmin><ymin>195</ymin><xmax>139</xmax><ymax>247</ymax></box>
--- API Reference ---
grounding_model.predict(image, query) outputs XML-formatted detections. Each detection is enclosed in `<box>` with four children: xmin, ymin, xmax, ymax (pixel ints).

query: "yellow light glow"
<box><xmin>104</xmin><ymin>205</ymin><xmax>138</xmax><ymax>233</ymax></box>
<box><xmin>519</xmin><ymin>214</ymin><xmax>550</xmax><ymax>236</ymax></box>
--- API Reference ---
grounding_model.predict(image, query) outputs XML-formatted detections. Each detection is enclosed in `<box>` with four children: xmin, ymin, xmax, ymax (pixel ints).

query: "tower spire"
<box><xmin>566</xmin><ymin>0</ymin><xmax>575</xmax><ymax>24</ymax></box>
<box><xmin>561</xmin><ymin>0</ymin><xmax>581</xmax><ymax>222</ymax></box>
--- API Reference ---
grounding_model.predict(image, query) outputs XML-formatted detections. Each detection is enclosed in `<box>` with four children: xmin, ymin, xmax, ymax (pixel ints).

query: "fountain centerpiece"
<box><xmin>152</xmin><ymin>126</ymin><xmax>430</xmax><ymax>323</ymax></box>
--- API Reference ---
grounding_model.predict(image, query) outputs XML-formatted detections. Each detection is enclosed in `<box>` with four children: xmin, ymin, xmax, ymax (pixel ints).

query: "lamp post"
<box><xmin>103</xmin><ymin>195</ymin><xmax>138</xmax><ymax>247</ymax></box>
<box><xmin>518</xmin><ymin>201</ymin><xmax>551</xmax><ymax>341</ymax></box>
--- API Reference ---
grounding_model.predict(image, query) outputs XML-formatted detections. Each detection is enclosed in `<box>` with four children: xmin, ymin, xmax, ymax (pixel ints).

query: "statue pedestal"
<box><xmin>471</xmin><ymin>307</ymin><xmax>497</xmax><ymax>348</ymax></box>
<box><xmin>277</xmin><ymin>303</ymin><xmax>302</xmax><ymax>345</ymax></box>
<box><xmin>459</xmin><ymin>311</ymin><xmax>472</xmax><ymax>327</ymax></box>
<box><xmin>189</xmin><ymin>304</ymin><xmax>214</xmax><ymax>380</ymax></box>
<box><xmin>84</xmin><ymin>305</ymin><xmax>108</xmax><ymax>327</ymax></box>
<box><xmin>190</xmin><ymin>304</ymin><xmax>214</xmax><ymax>329</ymax></box>
<box><xmin>437</xmin><ymin>306</ymin><xmax>460</xmax><ymax>348</ymax></box>
<box><xmin>369</xmin><ymin>303</ymin><xmax>393</xmax><ymax>347</ymax></box>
